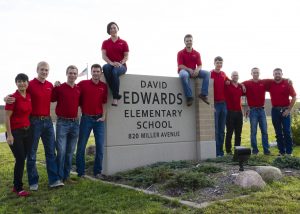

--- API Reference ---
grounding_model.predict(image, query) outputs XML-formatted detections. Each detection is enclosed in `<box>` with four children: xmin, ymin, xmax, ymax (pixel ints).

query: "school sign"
<box><xmin>103</xmin><ymin>74</ymin><xmax>215</xmax><ymax>175</ymax></box>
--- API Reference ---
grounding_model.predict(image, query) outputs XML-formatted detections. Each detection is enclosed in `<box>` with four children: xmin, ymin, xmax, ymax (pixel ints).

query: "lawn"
<box><xmin>0</xmin><ymin>118</ymin><xmax>300</xmax><ymax>213</ymax></box>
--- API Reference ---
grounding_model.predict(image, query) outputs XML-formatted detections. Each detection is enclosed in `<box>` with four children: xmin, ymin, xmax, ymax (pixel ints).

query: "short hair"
<box><xmin>66</xmin><ymin>65</ymin><xmax>78</xmax><ymax>74</ymax></box>
<box><xmin>184</xmin><ymin>34</ymin><xmax>193</xmax><ymax>41</ymax></box>
<box><xmin>273</xmin><ymin>68</ymin><xmax>282</xmax><ymax>72</ymax></box>
<box><xmin>15</xmin><ymin>73</ymin><xmax>29</xmax><ymax>83</ymax></box>
<box><xmin>251</xmin><ymin>67</ymin><xmax>259</xmax><ymax>72</ymax></box>
<box><xmin>91</xmin><ymin>64</ymin><xmax>102</xmax><ymax>71</ymax></box>
<box><xmin>214</xmin><ymin>56</ymin><xmax>223</xmax><ymax>62</ymax></box>
<box><xmin>107</xmin><ymin>22</ymin><xmax>119</xmax><ymax>35</ymax></box>
<box><xmin>37</xmin><ymin>61</ymin><xmax>49</xmax><ymax>71</ymax></box>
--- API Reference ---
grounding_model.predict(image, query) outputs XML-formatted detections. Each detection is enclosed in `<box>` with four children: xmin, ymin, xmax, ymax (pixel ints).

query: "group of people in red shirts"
<box><xmin>4</xmin><ymin>22</ymin><xmax>128</xmax><ymax>197</ymax></box>
<box><xmin>177</xmin><ymin>34</ymin><xmax>297</xmax><ymax>159</ymax></box>
<box><xmin>4</xmin><ymin>27</ymin><xmax>297</xmax><ymax>198</ymax></box>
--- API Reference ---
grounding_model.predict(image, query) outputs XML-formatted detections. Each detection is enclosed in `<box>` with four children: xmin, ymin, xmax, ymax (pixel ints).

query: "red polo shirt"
<box><xmin>225</xmin><ymin>83</ymin><xmax>243</xmax><ymax>111</ymax></box>
<box><xmin>78</xmin><ymin>79</ymin><xmax>108</xmax><ymax>115</ymax></box>
<box><xmin>242</xmin><ymin>80</ymin><xmax>269</xmax><ymax>107</ymax></box>
<box><xmin>210</xmin><ymin>70</ymin><xmax>229</xmax><ymax>102</ymax></box>
<box><xmin>5</xmin><ymin>90</ymin><xmax>32</xmax><ymax>130</ymax></box>
<box><xmin>268</xmin><ymin>80</ymin><xmax>296</xmax><ymax>107</ymax></box>
<box><xmin>27</xmin><ymin>78</ymin><xmax>53</xmax><ymax>116</ymax></box>
<box><xmin>101</xmin><ymin>37</ymin><xmax>129</xmax><ymax>63</ymax></box>
<box><xmin>177</xmin><ymin>48</ymin><xmax>202</xmax><ymax>73</ymax></box>
<box><xmin>51</xmin><ymin>83</ymin><xmax>81</xmax><ymax>118</ymax></box>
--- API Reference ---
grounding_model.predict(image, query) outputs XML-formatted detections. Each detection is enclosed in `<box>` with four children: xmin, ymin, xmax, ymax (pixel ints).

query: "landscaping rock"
<box><xmin>233</xmin><ymin>170</ymin><xmax>266</xmax><ymax>188</ymax></box>
<box><xmin>254</xmin><ymin>166</ymin><xmax>283</xmax><ymax>182</ymax></box>
<box><xmin>86</xmin><ymin>145</ymin><xmax>96</xmax><ymax>156</ymax></box>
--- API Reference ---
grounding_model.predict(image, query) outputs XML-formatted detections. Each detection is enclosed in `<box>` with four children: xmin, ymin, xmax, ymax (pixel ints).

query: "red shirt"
<box><xmin>243</xmin><ymin>80</ymin><xmax>269</xmax><ymax>107</ymax></box>
<box><xmin>225</xmin><ymin>83</ymin><xmax>243</xmax><ymax>111</ymax></box>
<box><xmin>101</xmin><ymin>37</ymin><xmax>129</xmax><ymax>63</ymax></box>
<box><xmin>268</xmin><ymin>80</ymin><xmax>296</xmax><ymax>107</ymax></box>
<box><xmin>210</xmin><ymin>70</ymin><xmax>229</xmax><ymax>102</ymax></box>
<box><xmin>177</xmin><ymin>48</ymin><xmax>202</xmax><ymax>73</ymax></box>
<box><xmin>5</xmin><ymin>90</ymin><xmax>32</xmax><ymax>130</ymax></box>
<box><xmin>78</xmin><ymin>79</ymin><xmax>108</xmax><ymax>115</ymax></box>
<box><xmin>27</xmin><ymin>78</ymin><xmax>53</xmax><ymax>116</ymax></box>
<box><xmin>51</xmin><ymin>83</ymin><xmax>81</xmax><ymax>118</ymax></box>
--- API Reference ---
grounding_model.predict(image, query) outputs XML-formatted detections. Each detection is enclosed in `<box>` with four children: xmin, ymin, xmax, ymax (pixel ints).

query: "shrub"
<box><xmin>291</xmin><ymin>111</ymin><xmax>300</xmax><ymax>146</ymax></box>
<box><xmin>192</xmin><ymin>164</ymin><xmax>222</xmax><ymax>173</ymax></box>
<box><xmin>272</xmin><ymin>156</ymin><xmax>300</xmax><ymax>169</ymax></box>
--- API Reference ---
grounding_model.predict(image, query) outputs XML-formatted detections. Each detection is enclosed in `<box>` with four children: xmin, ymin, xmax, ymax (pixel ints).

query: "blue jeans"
<box><xmin>214</xmin><ymin>102</ymin><xmax>227</xmax><ymax>156</ymax></box>
<box><xmin>27</xmin><ymin>118</ymin><xmax>59</xmax><ymax>185</ymax></box>
<box><xmin>76</xmin><ymin>115</ymin><xmax>105</xmax><ymax>176</ymax></box>
<box><xmin>271</xmin><ymin>107</ymin><xmax>293</xmax><ymax>155</ymax></box>
<box><xmin>249</xmin><ymin>108</ymin><xmax>270</xmax><ymax>154</ymax></box>
<box><xmin>103</xmin><ymin>64</ymin><xmax>127</xmax><ymax>99</ymax></box>
<box><xmin>179</xmin><ymin>69</ymin><xmax>210</xmax><ymax>98</ymax></box>
<box><xmin>56</xmin><ymin>118</ymin><xmax>79</xmax><ymax>180</ymax></box>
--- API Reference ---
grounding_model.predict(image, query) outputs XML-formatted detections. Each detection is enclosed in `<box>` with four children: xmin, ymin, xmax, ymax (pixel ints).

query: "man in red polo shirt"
<box><xmin>177</xmin><ymin>34</ymin><xmax>210</xmax><ymax>106</ymax></box>
<box><xmin>242</xmin><ymin>67</ymin><xmax>271</xmax><ymax>155</ymax></box>
<box><xmin>224</xmin><ymin>71</ymin><xmax>244</xmax><ymax>154</ymax></box>
<box><xmin>267</xmin><ymin>68</ymin><xmax>296</xmax><ymax>156</ymax></box>
<box><xmin>210</xmin><ymin>56</ymin><xmax>229</xmax><ymax>157</ymax></box>
<box><xmin>52</xmin><ymin>65</ymin><xmax>81</xmax><ymax>182</ymax></box>
<box><xmin>76</xmin><ymin>64</ymin><xmax>108</xmax><ymax>179</ymax></box>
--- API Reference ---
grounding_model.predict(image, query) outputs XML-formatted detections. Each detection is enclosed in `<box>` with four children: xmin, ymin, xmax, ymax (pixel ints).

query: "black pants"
<box><xmin>225</xmin><ymin>111</ymin><xmax>243</xmax><ymax>153</ymax></box>
<box><xmin>8</xmin><ymin>128</ymin><xmax>32</xmax><ymax>191</ymax></box>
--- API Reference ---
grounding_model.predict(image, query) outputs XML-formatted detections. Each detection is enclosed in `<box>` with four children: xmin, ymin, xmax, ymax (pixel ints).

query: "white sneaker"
<box><xmin>49</xmin><ymin>180</ymin><xmax>64</xmax><ymax>188</ymax></box>
<box><xmin>29</xmin><ymin>184</ymin><xmax>38</xmax><ymax>191</ymax></box>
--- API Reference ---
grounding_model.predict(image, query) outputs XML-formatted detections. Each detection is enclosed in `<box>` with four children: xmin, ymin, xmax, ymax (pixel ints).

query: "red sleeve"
<box><xmin>101</xmin><ymin>40</ymin><xmax>107</xmax><ymax>50</ymax></box>
<box><xmin>177</xmin><ymin>51</ymin><xmax>183</xmax><ymax>66</ymax></box>
<box><xmin>289</xmin><ymin>85</ymin><xmax>297</xmax><ymax>97</ymax></box>
<box><xmin>51</xmin><ymin>86</ymin><xmax>58</xmax><ymax>102</ymax></box>
<box><xmin>123</xmin><ymin>40</ymin><xmax>129</xmax><ymax>52</ymax></box>
<box><xmin>197</xmin><ymin>52</ymin><xmax>202</xmax><ymax>66</ymax></box>
<box><xmin>261</xmin><ymin>79</ymin><xmax>273</xmax><ymax>91</ymax></box>
<box><xmin>5</xmin><ymin>94</ymin><xmax>15</xmax><ymax>111</ymax></box>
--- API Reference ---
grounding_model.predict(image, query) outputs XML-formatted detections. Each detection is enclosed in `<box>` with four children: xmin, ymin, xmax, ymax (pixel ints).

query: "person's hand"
<box><xmin>6</xmin><ymin>135</ymin><xmax>13</xmax><ymax>145</ymax></box>
<box><xmin>4</xmin><ymin>95</ymin><xmax>15</xmax><ymax>104</ymax></box>
<box><xmin>97</xmin><ymin>115</ymin><xmax>106</xmax><ymax>122</ymax></box>
<box><xmin>225</xmin><ymin>80</ymin><xmax>230</xmax><ymax>85</ymax></box>
<box><xmin>192</xmin><ymin>70</ymin><xmax>199</xmax><ymax>78</ymax></box>
<box><xmin>54</xmin><ymin>81</ymin><xmax>61</xmax><ymax>87</ymax></box>
<box><xmin>282</xmin><ymin>109</ymin><xmax>290</xmax><ymax>117</ymax></box>
<box><xmin>114</xmin><ymin>62</ymin><xmax>122</xmax><ymax>67</ymax></box>
<box><xmin>287</xmin><ymin>78</ymin><xmax>293</xmax><ymax>85</ymax></box>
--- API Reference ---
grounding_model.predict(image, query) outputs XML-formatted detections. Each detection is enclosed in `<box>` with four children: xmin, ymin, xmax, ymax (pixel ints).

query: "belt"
<box><xmin>273</xmin><ymin>106</ymin><xmax>289</xmax><ymax>111</ymax></box>
<box><xmin>57</xmin><ymin>116</ymin><xmax>78</xmax><ymax>122</ymax></box>
<box><xmin>250</xmin><ymin>107</ymin><xmax>264</xmax><ymax>110</ymax></box>
<box><xmin>214</xmin><ymin>101</ymin><xmax>225</xmax><ymax>104</ymax></box>
<box><xmin>30</xmin><ymin>116</ymin><xmax>51</xmax><ymax>120</ymax></box>
<box><xmin>17</xmin><ymin>126</ymin><xmax>30</xmax><ymax>131</ymax></box>
<box><xmin>82</xmin><ymin>114</ymin><xmax>102</xmax><ymax>119</ymax></box>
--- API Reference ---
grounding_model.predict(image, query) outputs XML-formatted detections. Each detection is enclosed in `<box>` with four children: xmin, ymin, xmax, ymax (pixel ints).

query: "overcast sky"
<box><xmin>0</xmin><ymin>0</ymin><xmax>299</xmax><ymax>104</ymax></box>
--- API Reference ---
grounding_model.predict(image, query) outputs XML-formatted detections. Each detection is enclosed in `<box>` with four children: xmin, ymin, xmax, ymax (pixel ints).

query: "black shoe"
<box><xmin>116</xmin><ymin>94</ymin><xmax>122</xmax><ymax>100</ymax></box>
<box><xmin>186</xmin><ymin>97</ymin><xmax>194</xmax><ymax>106</ymax></box>
<box><xmin>199</xmin><ymin>94</ymin><xmax>210</xmax><ymax>105</ymax></box>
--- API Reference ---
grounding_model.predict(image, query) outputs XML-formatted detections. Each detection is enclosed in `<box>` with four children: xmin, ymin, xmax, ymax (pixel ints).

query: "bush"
<box><xmin>291</xmin><ymin>111</ymin><xmax>300</xmax><ymax>146</ymax></box>
<box><xmin>163</xmin><ymin>172</ymin><xmax>214</xmax><ymax>191</ymax></box>
<box><xmin>192</xmin><ymin>164</ymin><xmax>222</xmax><ymax>173</ymax></box>
<box><xmin>272</xmin><ymin>156</ymin><xmax>300</xmax><ymax>169</ymax></box>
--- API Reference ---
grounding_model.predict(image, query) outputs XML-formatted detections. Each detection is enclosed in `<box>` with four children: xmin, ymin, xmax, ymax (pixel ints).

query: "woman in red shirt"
<box><xmin>5</xmin><ymin>73</ymin><xmax>32</xmax><ymax>197</ymax></box>
<box><xmin>102</xmin><ymin>22</ymin><xmax>129</xmax><ymax>106</ymax></box>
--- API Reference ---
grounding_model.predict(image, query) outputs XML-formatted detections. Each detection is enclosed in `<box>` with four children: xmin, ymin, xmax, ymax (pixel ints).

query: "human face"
<box><xmin>110</xmin><ymin>24</ymin><xmax>119</xmax><ymax>37</ymax></box>
<box><xmin>184</xmin><ymin>37</ymin><xmax>193</xmax><ymax>49</ymax></box>
<box><xmin>67</xmin><ymin>68</ymin><xmax>78</xmax><ymax>84</ymax></box>
<box><xmin>231</xmin><ymin>72</ymin><xmax>239</xmax><ymax>83</ymax></box>
<box><xmin>37</xmin><ymin>64</ymin><xmax>49</xmax><ymax>80</ymax></box>
<box><xmin>214</xmin><ymin>60</ymin><xmax>223</xmax><ymax>71</ymax></box>
<box><xmin>251</xmin><ymin>68</ymin><xmax>260</xmax><ymax>80</ymax></box>
<box><xmin>91</xmin><ymin>67</ymin><xmax>102</xmax><ymax>81</ymax></box>
<box><xmin>273</xmin><ymin>70</ymin><xmax>283</xmax><ymax>81</ymax></box>
<box><xmin>16</xmin><ymin>80</ymin><xmax>28</xmax><ymax>92</ymax></box>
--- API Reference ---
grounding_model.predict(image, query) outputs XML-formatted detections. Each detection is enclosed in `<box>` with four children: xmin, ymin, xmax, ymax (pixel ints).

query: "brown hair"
<box><xmin>66</xmin><ymin>65</ymin><xmax>78</xmax><ymax>74</ymax></box>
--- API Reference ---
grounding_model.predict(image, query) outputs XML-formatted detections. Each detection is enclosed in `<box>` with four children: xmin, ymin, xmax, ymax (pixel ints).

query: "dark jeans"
<box><xmin>214</xmin><ymin>102</ymin><xmax>227</xmax><ymax>156</ymax></box>
<box><xmin>225</xmin><ymin>111</ymin><xmax>243</xmax><ymax>153</ymax></box>
<box><xmin>76</xmin><ymin>115</ymin><xmax>105</xmax><ymax>176</ymax></box>
<box><xmin>27</xmin><ymin>118</ymin><xmax>60</xmax><ymax>185</ymax></box>
<box><xmin>271</xmin><ymin>107</ymin><xmax>293</xmax><ymax>155</ymax></box>
<box><xmin>7</xmin><ymin>128</ymin><xmax>32</xmax><ymax>192</ymax></box>
<box><xmin>103</xmin><ymin>64</ymin><xmax>127</xmax><ymax>99</ymax></box>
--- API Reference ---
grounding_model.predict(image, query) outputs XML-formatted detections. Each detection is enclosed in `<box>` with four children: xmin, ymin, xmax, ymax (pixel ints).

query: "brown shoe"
<box><xmin>186</xmin><ymin>97</ymin><xmax>194</xmax><ymax>106</ymax></box>
<box><xmin>199</xmin><ymin>94</ymin><xmax>210</xmax><ymax>105</ymax></box>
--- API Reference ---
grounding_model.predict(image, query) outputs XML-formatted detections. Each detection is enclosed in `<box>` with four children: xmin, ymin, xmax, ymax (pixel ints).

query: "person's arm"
<box><xmin>102</xmin><ymin>49</ymin><xmax>115</xmax><ymax>66</ymax></box>
<box><xmin>3</xmin><ymin>95</ymin><xmax>16</xmax><ymax>104</ymax></box>
<box><xmin>5</xmin><ymin>110</ymin><xmax>13</xmax><ymax>145</ymax></box>
<box><xmin>120</xmin><ymin>52</ymin><xmax>129</xmax><ymax>65</ymax></box>
<box><xmin>98</xmin><ymin>103</ymin><xmax>106</xmax><ymax>122</ymax></box>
